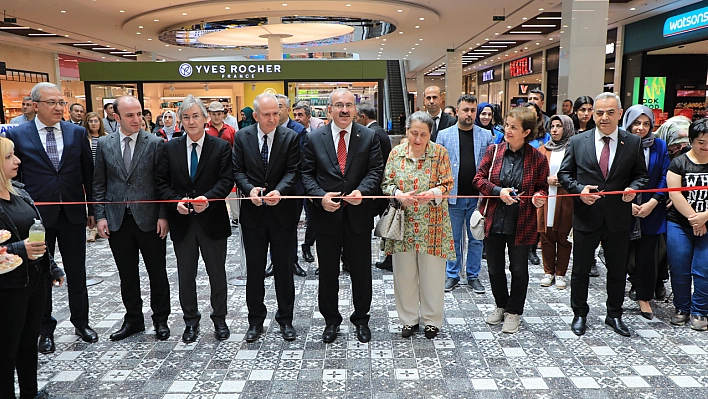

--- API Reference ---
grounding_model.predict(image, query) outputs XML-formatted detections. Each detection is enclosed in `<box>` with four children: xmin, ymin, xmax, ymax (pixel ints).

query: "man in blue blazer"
<box><xmin>436</xmin><ymin>95</ymin><xmax>494</xmax><ymax>294</ymax></box>
<box><xmin>6</xmin><ymin>82</ymin><xmax>97</xmax><ymax>354</ymax></box>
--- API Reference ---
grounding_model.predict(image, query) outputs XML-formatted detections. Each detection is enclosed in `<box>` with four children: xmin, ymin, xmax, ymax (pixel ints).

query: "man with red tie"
<box><xmin>301</xmin><ymin>88</ymin><xmax>383</xmax><ymax>343</ymax></box>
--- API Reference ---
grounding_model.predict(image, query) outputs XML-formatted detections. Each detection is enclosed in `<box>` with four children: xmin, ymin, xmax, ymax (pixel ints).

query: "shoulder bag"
<box><xmin>470</xmin><ymin>144</ymin><xmax>499</xmax><ymax>240</ymax></box>
<box><xmin>374</xmin><ymin>199</ymin><xmax>405</xmax><ymax>241</ymax></box>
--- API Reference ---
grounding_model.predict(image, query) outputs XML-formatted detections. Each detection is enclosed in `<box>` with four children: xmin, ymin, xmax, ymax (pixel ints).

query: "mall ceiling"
<box><xmin>0</xmin><ymin>0</ymin><xmax>702</xmax><ymax>78</ymax></box>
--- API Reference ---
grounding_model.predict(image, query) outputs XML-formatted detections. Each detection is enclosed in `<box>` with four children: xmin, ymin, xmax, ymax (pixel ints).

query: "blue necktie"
<box><xmin>190</xmin><ymin>143</ymin><xmax>198</xmax><ymax>181</ymax></box>
<box><xmin>261</xmin><ymin>134</ymin><xmax>269</xmax><ymax>173</ymax></box>
<box><xmin>45</xmin><ymin>127</ymin><xmax>60</xmax><ymax>170</ymax></box>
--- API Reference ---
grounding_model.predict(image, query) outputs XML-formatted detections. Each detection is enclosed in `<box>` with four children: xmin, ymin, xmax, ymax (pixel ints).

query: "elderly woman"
<box><xmin>381</xmin><ymin>111</ymin><xmax>455</xmax><ymax>339</ymax></box>
<box><xmin>473</xmin><ymin>107</ymin><xmax>549</xmax><ymax>333</ymax></box>
<box><xmin>537</xmin><ymin>115</ymin><xmax>575</xmax><ymax>289</ymax></box>
<box><xmin>666</xmin><ymin>119</ymin><xmax>708</xmax><ymax>330</ymax></box>
<box><xmin>0</xmin><ymin>137</ymin><xmax>64</xmax><ymax>399</ymax></box>
<box><xmin>622</xmin><ymin>105</ymin><xmax>670</xmax><ymax>320</ymax></box>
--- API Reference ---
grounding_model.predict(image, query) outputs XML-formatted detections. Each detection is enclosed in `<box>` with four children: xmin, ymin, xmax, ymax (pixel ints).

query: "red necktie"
<box><xmin>337</xmin><ymin>130</ymin><xmax>347</xmax><ymax>175</ymax></box>
<box><xmin>599</xmin><ymin>136</ymin><xmax>611</xmax><ymax>179</ymax></box>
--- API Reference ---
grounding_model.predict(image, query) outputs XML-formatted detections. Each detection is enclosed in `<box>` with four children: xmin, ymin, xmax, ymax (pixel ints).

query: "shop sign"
<box><xmin>508</xmin><ymin>57</ymin><xmax>533</xmax><ymax>78</ymax></box>
<box><xmin>178</xmin><ymin>62</ymin><xmax>282</xmax><ymax>80</ymax></box>
<box><xmin>518</xmin><ymin>83</ymin><xmax>541</xmax><ymax>96</ymax></box>
<box><xmin>641</xmin><ymin>77</ymin><xmax>667</xmax><ymax>110</ymax></box>
<box><xmin>481</xmin><ymin>69</ymin><xmax>495</xmax><ymax>82</ymax></box>
<box><xmin>663</xmin><ymin>5</ymin><xmax>708</xmax><ymax>37</ymax></box>
<box><xmin>0</xmin><ymin>124</ymin><xmax>19</xmax><ymax>137</ymax></box>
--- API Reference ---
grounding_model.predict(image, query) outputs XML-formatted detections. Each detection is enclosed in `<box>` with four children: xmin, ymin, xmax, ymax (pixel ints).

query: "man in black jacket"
<box><xmin>424</xmin><ymin>85</ymin><xmax>456</xmax><ymax>142</ymax></box>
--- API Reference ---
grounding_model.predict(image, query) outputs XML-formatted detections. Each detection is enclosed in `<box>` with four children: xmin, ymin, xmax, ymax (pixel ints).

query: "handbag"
<box><xmin>470</xmin><ymin>144</ymin><xmax>499</xmax><ymax>240</ymax></box>
<box><xmin>374</xmin><ymin>200</ymin><xmax>405</xmax><ymax>241</ymax></box>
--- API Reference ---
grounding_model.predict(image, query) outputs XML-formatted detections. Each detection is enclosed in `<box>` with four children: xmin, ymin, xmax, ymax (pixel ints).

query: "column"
<box><xmin>265</xmin><ymin>17</ymin><xmax>285</xmax><ymax>61</ymax></box>
<box><xmin>612</xmin><ymin>25</ymin><xmax>624</xmax><ymax>96</ymax></box>
<box><xmin>445</xmin><ymin>49</ymin><xmax>462</xmax><ymax>105</ymax></box>
<box><xmin>416</xmin><ymin>71</ymin><xmax>425</xmax><ymax>111</ymax></box>
<box><xmin>557</xmin><ymin>0</ymin><xmax>610</xmax><ymax>109</ymax></box>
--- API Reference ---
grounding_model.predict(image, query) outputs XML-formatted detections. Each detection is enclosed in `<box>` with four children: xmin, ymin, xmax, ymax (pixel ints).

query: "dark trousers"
<box><xmin>540</xmin><ymin>229</ymin><xmax>572</xmax><ymax>276</ymax></box>
<box><xmin>627</xmin><ymin>234</ymin><xmax>659</xmax><ymax>301</ymax></box>
<box><xmin>316</xmin><ymin>211</ymin><xmax>372</xmax><ymax>326</ymax></box>
<box><xmin>303</xmin><ymin>200</ymin><xmax>315</xmax><ymax>247</ymax></box>
<box><xmin>485</xmin><ymin>234</ymin><xmax>530</xmax><ymax>315</ymax></box>
<box><xmin>571</xmin><ymin>226</ymin><xmax>629</xmax><ymax>317</ymax></box>
<box><xmin>173</xmin><ymin>219</ymin><xmax>228</xmax><ymax>327</ymax></box>
<box><xmin>108</xmin><ymin>213</ymin><xmax>170</xmax><ymax>325</ymax></box>
<box><xmin>0</xmin><ymin>264</ymin><xmax>45</xmax><ymax>398</ymax></box>
<box><xmin>41</xmin><ymin>209</ymin><xmax>89</xmax><ymax>336</ymax></box>
<box><xmin>242</xmin><ymin>208</ymin><xmax>296</xmax><ymax>327</ymax></box>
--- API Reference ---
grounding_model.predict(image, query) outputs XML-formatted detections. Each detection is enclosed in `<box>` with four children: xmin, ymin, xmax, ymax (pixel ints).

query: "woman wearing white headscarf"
<box><xmin>657</xmin><ymin>115</ymin><xmax>692</xmax><ymax>160</ymax></box>
<box><xmin>156</xmin><ymin>110</ymin><xmax>182</xmax><ymax>142</ymax></box>
<box><xmin>622</xmin><ymin>104</ymin><xmax>670</xmax><ymax>320</ymax></box>
<box><xmin>537</xmin><ymin>115</ymin><xmax>575</xmax><ymax>289</ymax></box>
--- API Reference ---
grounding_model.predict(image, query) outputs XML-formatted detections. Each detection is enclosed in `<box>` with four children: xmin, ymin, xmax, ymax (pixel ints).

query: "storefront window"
<box><xmin>1</xmin><ymin>69</ymin><xmax>49</xmax><ymax>123</ymax></box>
<box><xmin>89</xmin><ymin>83</ymin><xmax>139</xmax><ymax>117</ymax></box>
<box><xmin>291</xmin><ymin>81</ymin><xmax>379</xmax><ymax>119</ymax></box>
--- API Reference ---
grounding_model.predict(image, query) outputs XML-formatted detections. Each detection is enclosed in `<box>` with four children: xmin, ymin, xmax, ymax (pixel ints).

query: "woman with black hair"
<box><xmin>523</xmin><ymin>102</ymin><xmax>551</xmax><ymax>149</ymax></box>
<box><xmin>572</xmin><ymin>96</ymin><xmax>596</xmax><ymax>133</ymax></box>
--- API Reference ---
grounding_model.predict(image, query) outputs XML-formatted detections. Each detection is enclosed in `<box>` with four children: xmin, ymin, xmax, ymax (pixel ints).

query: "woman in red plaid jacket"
<box><xmin>473</xmin><ymin>106</ymin><xmax>549</xmax><ymax>334</ymax></box>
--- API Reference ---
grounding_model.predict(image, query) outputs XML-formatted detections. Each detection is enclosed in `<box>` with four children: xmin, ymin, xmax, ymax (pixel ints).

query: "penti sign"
<box><xmin>663</xmin><ymin>5</ymin><xmax>708</xmax><ymax>37</ymax></box>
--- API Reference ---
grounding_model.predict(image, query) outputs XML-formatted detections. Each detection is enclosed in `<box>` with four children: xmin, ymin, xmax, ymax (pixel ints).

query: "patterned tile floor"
<box><xmin>31</xmin><ymin>222</ymin><xmax>708</xmax><ymax>398</ymax></box>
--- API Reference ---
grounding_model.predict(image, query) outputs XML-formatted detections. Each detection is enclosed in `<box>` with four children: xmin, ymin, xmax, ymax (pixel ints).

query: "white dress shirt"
<box><xmin>186</xmin><ymin>133</ymin><xmax>206</xmax><ymax>173</ymax></box>
<box><xmin>430</xmin><ymin>110</ymin><xmax>443</xmax><ymax>131</ymax></box>
<box><xmin>594</xmin><ymin>127</ymin><xmax>619</xmax><ymax>173</ymax></box>
<box><xmin>257</xmin><ymin>124</ymin><xmax>275</xmax><ymax>162</ymax></box>
<box><xmin>120</xmin><ymin>131</ymin><xmax>137</xmax><ymax>159</ymax></box>
<box><xmin>331</xmin><ymin>122</ymin><xmax>352</xmax><ymax>153</ymax></box>
<box><xmin>547</xmin><ymin>149</ymin><xmax>566</xmax><ymax>227</ymax></box>
<box><xmin>35</xmin><ymin>118</ymin><xmax>64</xmax><ymax>159</ymax></box>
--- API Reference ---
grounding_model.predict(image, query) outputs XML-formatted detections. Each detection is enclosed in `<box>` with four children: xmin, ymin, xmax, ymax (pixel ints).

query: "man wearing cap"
<box><xmin>206</xmin><ymin>102</ymin><xmax>236</xmax><ymax>147</ymax></box>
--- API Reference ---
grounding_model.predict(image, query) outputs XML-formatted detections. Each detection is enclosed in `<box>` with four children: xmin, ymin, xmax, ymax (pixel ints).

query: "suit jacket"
<box><xmin>285</xmin><ymin>119</ymin><xmax>308</xmax><ymax>195</ymax></box>
<box><xmin>367</xmin><ymin>122</ymin><xmax>392</xmax><ymax>163</ymax></box>
<box><xmin>431</xmin><ymin>112</ymin><xmax>456</xmax><ymax>142</ymax></box>
<box><xmin>637</xmin><ymin>138</ymin><xmax>670</xmax><ymax>235</ymax></box>
<box><xmin>233</xmin><ymin>124</ymin><xmax>301</xmax><ymax>228</ymax></box>
<box><xmin>155</xmin><ymin>133</ymin><xmax>234</xmax><ymax>242</ymax></box>
<box><xmin>558</xmin><ymin>128</ymin><xmax>649</xmax><ymax>233</ymax></box>
<box><xmin>6</xmin><ymin>120</ymin><xmax>94</xmax><ymax>227</ymax></box>
<box><xmin>536</xmin><ymin>146</ymin><xmax>574</xmax><ymax>233</ymax></box>
<box><xmin>436</xmin><ymin>124</ymin><xmax>494</xmax><ymax>205</ymax></box>
<box><xmin>473</xmin><ymin>142</ymin><xmax>549</xmax><ymax>246</ymax></box>
<box><xmin>301</xmin><ymin>123</ymin><xmax>384</xmax><ymax>234</ymax></box>
<box><xmin>93</xmin><ymin>130</ymin><xmax>167</xmax><ymax>232</ymax></box>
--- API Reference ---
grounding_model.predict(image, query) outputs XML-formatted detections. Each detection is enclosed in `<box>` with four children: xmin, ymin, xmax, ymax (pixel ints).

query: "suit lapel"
<box><xmin>110</xmin><ymin>133</ymin><xmax>125</xmax><ymax>175</ymax></box>
<box><xmin>607</xmin><ymin>129</ymin><xmax>629</xmax><ymax>180</ymax></box>
<box><xmin>128</xmin><ymin>131</ymin><xmax>148</xmax><ymax>177</ymax></box>
<box><xmin>175</xmin><ymin>136</ymin><xmax>191</xmax><ymax>182</ymax></box>
<box><xmin>247</xmin><ymin>127</ymin><xmax>264</xmax><ymax>171</ymax></box>
<box><xmin>584</xmin><ymin>129</ymin><xmax>604</xmax><ymax>177</ymax></box>
<box><xmin>648</xmin><ymin>141</ymin><xmax>658</xmax><ymax>174</ymax></box>
<box><xmin>345</xmin><ymin>125</ymin><xmax>362</xmax><ymax>175</ymax></box>
<box><xmin>321</xmin><ymin>124</ymin><xmax>340</xmax><ymax>172</ymax></box>
<box><xmin>57</xmin><ymin>122</ymin><xmax>74</xmax><ymax>171</ymax></box>
<box><xmin>28</xmin><ymin>124</ymin><xmax>55</xmax><ymax>170</ymax></box>
<box><xmin>194</xmin><ymin>134</ymin><xmax>213</xmax><ymax>182</ymax></box>
<box><xmin>267</xmin><ymin>127</ymin><xmax>285</xmax><ymax>179</ymax></box>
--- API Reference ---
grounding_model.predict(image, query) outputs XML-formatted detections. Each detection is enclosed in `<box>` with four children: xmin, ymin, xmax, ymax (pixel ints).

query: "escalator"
<box><xmin>386</xmin><ymin>60</ymin><xmax>409</xmax><ymax>135</ymax></box>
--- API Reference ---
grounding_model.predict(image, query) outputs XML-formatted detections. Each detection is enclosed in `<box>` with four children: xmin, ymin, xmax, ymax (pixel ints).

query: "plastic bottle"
<box><xmin>28</xmin><ymin>219</ymin><xmax>45</xmax><ymax>243</ymax></box>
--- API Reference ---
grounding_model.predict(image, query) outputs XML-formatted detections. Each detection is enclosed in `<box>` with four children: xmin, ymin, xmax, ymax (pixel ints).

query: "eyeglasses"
<box><xmin>36</xmin><ymin>100</ymin><xmax>68</xmax><ymax>107</ymax></box>
<box><xmin>332</xmin><ymin>103</ymin><xmax>355</xmax><ymax>110</ymax></box>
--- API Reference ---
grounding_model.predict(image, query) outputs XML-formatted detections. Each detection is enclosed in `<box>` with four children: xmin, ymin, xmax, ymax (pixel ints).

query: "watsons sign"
<box><xmin>178</xmin><ymin>62</ymin><xmax>283</xmax><ymax>79</ymax></box>
<box><xmin>663</xmin><ymin>5</ymin><xmax>708</xmax><ymax>37</ymax></box>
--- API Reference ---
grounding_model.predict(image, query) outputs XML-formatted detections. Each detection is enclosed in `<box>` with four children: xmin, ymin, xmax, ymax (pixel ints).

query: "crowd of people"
<box><xmin>1</xmin><ymin>81</ymin><xmax>707</xmax><ymax>398</ymax></box>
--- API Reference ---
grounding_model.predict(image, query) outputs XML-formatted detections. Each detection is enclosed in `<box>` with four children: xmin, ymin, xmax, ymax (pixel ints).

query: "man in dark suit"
<box><xmin>93</xmin><ymin>96</ymin><xmax>171</xmax><ymax>341</ymax></box>
<box><xmin>233</xmin><ymin>94</ymin><xmax>301</xmax><ymax>342</ymax></box>
<box><xmin>558</xmin><ymin>92</ymin><xmax>649</xmax><ymax>337</ymax></box>
<box><xmin>69</xmin><ymin>103</ymin><xmax>85</xmax><ymax>126</ymax></box>
<box><xmin>424</xmin><ymin>85</ymin><xmax>456</xmax><ymax>142</ymax></box>
<box><xmin>155</xmin><ymin>95</ymin><xmax>234</xmax><ymax>343</ymax></box>
<box><xmin>301</xmin><ymin>88</ymin><xmax>384</xmax><ymax>343</ymax></box>
<box><xmin>6</xmin><ymin>82</ymin><xmax>97</xmax><ymax>353</ymax></box>
<box><xmin>356</xmin><ymin>103</ymin><xmax>393</xmax><ymax>271</ymax></box>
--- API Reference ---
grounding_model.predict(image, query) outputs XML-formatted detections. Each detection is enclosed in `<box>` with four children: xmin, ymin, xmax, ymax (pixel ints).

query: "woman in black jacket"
<box><xmin>0</xmin><ymin>137</ymin><xmax>64</xmax><ymax>399</ymax></box>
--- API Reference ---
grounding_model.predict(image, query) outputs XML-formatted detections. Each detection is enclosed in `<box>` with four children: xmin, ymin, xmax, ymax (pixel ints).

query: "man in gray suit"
<box><xmin>93</xmin><ymin>96</ymin><xmax>171</xmax><ymax>341</ymax></box>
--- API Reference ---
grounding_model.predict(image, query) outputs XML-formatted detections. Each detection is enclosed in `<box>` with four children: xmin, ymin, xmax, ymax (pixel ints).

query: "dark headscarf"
<box><xmin>240</xmin><ymin>107</ymin><xmax>255</xmax><ymax>127</ymax></box>
<box><xmin>474</xmin><ymin>102</ymin><xmax>494</xmax><ymax>129</ymax></box>
<box><xmin>545</xmin><ymin>115</ymin><xmax>575</xmax><ymax>151</ymax></box>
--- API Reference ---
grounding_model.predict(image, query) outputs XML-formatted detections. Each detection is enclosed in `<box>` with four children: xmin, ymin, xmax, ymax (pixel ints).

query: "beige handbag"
<box><xmin>469</xmin><ymin>144</ymin><xmax>499</xmax><ymax>240</ymax></box>
<box><xmin>374</xmin><ymin>200</ymin><xmax>405</xmax><ymax>241</ymax></box>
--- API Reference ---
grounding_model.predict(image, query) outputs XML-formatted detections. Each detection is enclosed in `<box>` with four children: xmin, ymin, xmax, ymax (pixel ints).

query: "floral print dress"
<box><xmin>381</xmin><ymin>142</ymin><xmax>456</xmax><ymax>260</ymax></box>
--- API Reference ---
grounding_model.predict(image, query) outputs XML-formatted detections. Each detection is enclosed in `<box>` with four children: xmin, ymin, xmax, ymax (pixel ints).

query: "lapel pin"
<box><xmin>356</xmin><ymin>134</ymin><xmax>360</xmax><ymax>137</ymax></box>
<box><xmin>620</xmin><ymin>141</ymin><xmax>624</xmax><ymax>145</ymax></box>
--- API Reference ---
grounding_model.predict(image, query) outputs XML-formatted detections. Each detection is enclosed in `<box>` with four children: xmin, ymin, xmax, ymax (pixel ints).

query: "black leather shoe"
<box><xmin>355</xmin><ymin>324</ymin><xmax>371</xmax><ymax>343</ymax></box>
<box><xmin>375</xmin><ymin>255</ymin><xmax>393</xmax><ymax>272</ymax></box>
<box><xmin>34</xmin><ymin>388</ymin><xmax>68</xmax><ymax>399</ymax></box>
<box><xmin>293</xmin><ymin>261</ymin><xmax>307</xmax><ymax>277</ymax></box>
<box><xmin>640</xmin><ymin>311</ymin><xmax>654</xmax><ymax>320</ymax></box>
<box><xmin>341</xmin><ymin>258</ymin><xmax>349</xmax><ymax>273</ymax></box>
<box><xmin>38</xmin><ymin>335</ymin><xmax>55</xmax><ymax>354</ymax></box>
<box><xmin>315</xmin><ymin>267</ymin><xmax>319</xmax><ymax>276</ymax></box>
<box><xmin>302</xmin><ymin>245</ymin><xmax>315</xmax><ymax>262</ymax></box>
<box><xmin>154</xmin><ymin>322</ymin><xmax>170</xmax><ymax>340</ymax></box>
<box><xmin>265</xmin><ymin>264</ymin><xmax>274</xmax><ymax>278</ymax></box>
<box><xmin>605</xmin><ymin>316</ymin><xmax>631</xmax><ymax>337</ymax></box>
<box><xmin>109</xmin><ymin>322</ymin><xmax>145</xmax><ymax>341</ymax></box>
<box><xmin>528</xmin><ymin>248</ymin><xmax>540</xmax><ymax>265</ymax></box>
<box><xmin>75</xmin><ymin>325</ymin><xmax>98</xmax><ymax>343</ymax></box>
<box><xmin>589</xmin><ymin>260</ymin><xmax>600</xmax><ymax>277</ymax></box>
<box><xmin>245</xmin><ymin>324</ymin><xmax>263</xmax><ymax>342</ymax></box>
<box><xmin>214</xmin><ymin>322</ymin><xmax>230</xmax><ymax>340</ymax></box>
<box><xmin>322</xmin><ymin>324</ymin><xmax>340</xmax><ymax>343</ymax></box>
<box><xmin>655</xmin><ymin>284</ymin><xmax>667</xmax><ymax>300</ymax></box>
<box><xmin>571</xmin><ymin>316</ymin><xmax>587</xmax><ymax>336</ymax></box>
<box><xmin>628</xmin><ymin>286</ymin><xmax>637</xmax><ymax>301</ymax></box>
<box><xmin>182</xmin><ymin>325</ymin><xmax>199</xmax><ymax>343</ymax></box>
<box><xmin>280</xmin><ymin>323</ymin><xmax>297</xmax><ymax>341</ymax></box>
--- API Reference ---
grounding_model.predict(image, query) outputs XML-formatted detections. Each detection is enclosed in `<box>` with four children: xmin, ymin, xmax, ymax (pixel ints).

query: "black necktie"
<box><xmin>261</xmin><ymin>134</ymin><xmax>269</xmax><ymax>173</ymax></box>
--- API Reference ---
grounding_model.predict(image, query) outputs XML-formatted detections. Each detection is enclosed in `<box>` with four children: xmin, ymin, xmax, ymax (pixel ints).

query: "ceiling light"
<box><xmin>522</xmin><ymin>24</ymin><xmax>556</xmax><ymax>28</ymax></box>
<box><xmin>397</xmin><ymin>9</ymin><xmax>402</xmax><ymax>12</ymax></box>
<box><xmin>482</xmin><ymin>45</ymin><xmax>507</xmax><ymax>48</ymax></box>
<box><xmin>225</xmin><ymin>7</ymin><xmax>230</xmax><ymax>10</ymax></box>
<box><xmin>119</xmin><ymin>10</ymin><xmax>125</xmax><ymax>13</ymax></box>
<box><xmin>538</xmin><ymin>17</ymin><xmax>562</xmax><ymax>20</ymax></box>
<box><xmin>535</xmin><ymin>42</ymin><xmax>540</xmax><ymax>45</ymax></box>
<box><xmin>138</xmin><ymin>26</ymin><xmax>143</xmax><ymax>29</ymax></box>
<box><xmin>165</xmin><ymin>44</ymin><xmax>170</xmax><ymax>46</ymax></box>
<box><xmin>182</xmin><ymin>12</ymin><xmax>187</xmax><ymax>16</ymax></box>
<box><xmin>507</xmin><ymin>26</ymin><xmax>512</xmax><ymax>29</ymax></box>
<box><xmin>419</xmin><ymin>17</ymin><xmax>424</xmax><ymax>20</ymax></box>
<box><xmin>415</xmin><ymin>26</ymin><xmax>419</xmax><ymax>28</ymax></box>
<box><xmin>509</xmin><ymin>31</ymin><xmax>542</xmax><ymax>34</ymax></box>
<box><xmin>28</xmin><ymin>33</ymin><xmax>58</xmax><ymax>36</ymax></box>
<box><xmin>60</xmin><ymin>10</ymin><xmax>66</xmax><ymax>13</ymax></box>
<box><xmin>415</xmin><ymin>43</ymin><xmax>419</xmax><ymax>45</ymax></box>
<box><xmin>136</xmin><ymin>32</ymin><xmax>141</xmax><ymax>34</ymax></box>
<box><xmin>485</xmin><ymin>38</ymin><xmax>489</xmax><ymax>41</ymax></box>
<box><xmin>522</xmin><ymin>17</ymin><xmax>527</xmax><ymax>20</ymax></box>
<box><xmin>630</xmin><ymin>7</ymin><xmax>636</xmax><ymax>11</ymax></box>
<box><xmin>64</xmin><ymin>34</ymin><xmax>69</xmax><ymax>37</ymax></box>
<box><xmin>539</xmin><ymin>8</ymin><xmax>544</xmax><ymax>11</ymax></box>
<box><xmin>154</xmin><ymin>19</ymin><xmax>159</xmax><ymax>22</ymax></box>
<box><xmin>283</xmin><ymin>3</ymin><xmax>289</xmax><ymax>6</ymax></box>
<box><xmin>72</xmin><ymin>43</ymin><xmax>93</xmax><ymax>46</ymax></box>
<box><xmin>148</xmin><ymin>38</ymin><xmax>152</xmax><ymax>41</ymax></box>
<box><xmin>419</xmin><ymin>38</ymin><xmax>423</xmax><ymax>41</ymax></box>
<box><xmin>178</xmin><ymin>48</ymin><xmax>182</xmax><ymax>51</ymax></box>
<box><xmin>0</xmin><ymin>26</ymin><xmax>31</xmax><ymax>29</ymax></box>
<box><xmin>92</xmin><ymin>47</ymin><xmax>115</xmax><ymax>50</ymax></box>
<box><xmin>399</xmin><ymin>32</ymin><xmax>403</xmax><ymax>34</ymax></box>
<box><xmin>549</xmin><ymin>38</ymin><xmax>554</xmax><ymax>40</ymax></box>
<box><xmin>345</xmin><ymin>3</ymin><xmax>351</xmax><ymax>6</ymax></box>
<box><xmin>101</xmin><ymin>57</ymin><xmax>105</xmax><ymax>59</ymax></box>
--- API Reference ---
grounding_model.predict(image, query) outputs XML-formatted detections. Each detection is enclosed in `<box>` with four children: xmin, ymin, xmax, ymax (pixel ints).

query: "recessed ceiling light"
<box><xmin>64</xmin><ymin>34</ymin><xmax>69</xmax><ymax>37</ymax></box>
<box><xmin>399</xmin><ymin>32</ymin><xmax>403</xmax><ymax>34</ymax></box>
<box><xmin>343</xmin><ymin>47</ymin><xmax>347</xmax><ymax>50</ymax></box>
<box><xmin>523</xmin><ymin>24</ymin><xmax>556</xmax><ymax>28</ymax></box>
<box><xmin>165</xmin><ymin>44</ymin><xmax>170</xmax><ymax>47</ymax></box>
<box><xmin>138</xmin><ymin>26</ymin><xmax>143</xmax><ymax>28</ymax></box>
<box><xmin>225</xmin><ymin>7</ymin><xmax>230</xmax><ymax>10</ymax></box>
<box><xmin>397</xmin><ymin>9</ymin><xmax>402</xmax><ymax>12</ymax></box>
<box><xmin>495</xmin><ymin>33</ymin><xmax>500</xmax><ymax>35</ymax></box>
<box><xmin>283</xmin><ymin>3</ymin><xmax>288</xmax><ymax>6</ymax></box>
<box><xmin>101</xmin><ymin>56</ymin><xmax>105</xmax><ymax>59</ymax></box>
<box><xmin>178</xmin><ymin>49</ymin><xmax>182</xmax><ymax>51</ymax></box>
<box><xmin>415</xmin><ymin>26</ymin><xmax>419</xmax><ymax>28</ymax></box>
<box><xmin>539</xmin><ymin>8</ymin><xmax>544</xmax><ymax>11</ymax></box>
<box><xmin>535</xmin><ymin>42</ymin><xmax>540</xmax><ymax>45</ymax></box>
<box><xmin>119</xmin><ymin>10</ymin><xmax>125</xmax><ymax>13</ymax></box>
<box><xmin>154</xmin><ymin>19</ymin><xmax>159</xmax><ymax>22</ymax></box>
<box><xmin>383</xmin><ymin>39</ymin><xmax>386</xmax><ymax>41</ymax></box>
<box><xmin>60</xmin><ymin>10</ymin><xmax>66</xmax><ymax>13</ymax></box>
<box><xmin>549</xmin><ymin>37</ymin><xmax>554</xmax><ymax>40</ymax></box>
<box><xmin>419</xmin><ymin>17</ymin><xmax>424</xmax><ymax>21</ymax></box>
<box><xmin>485</xmin><ymin>38</ymin><xmax>489</xmax><ymax>41</ymax></box>
<box><xmin>522</xmin><ymin>17</ymin><xmax>528</xmax><ymax>20</ymax></box>
<box><xmin>345</xmin><ymin>3</ymin><xmax>351</xmax><ymax>6</ymax></box>
<box><xmin>415</xmin><ymin>43</ymin><xmax>419</xmax><ymax>45</ymax></box>
<box><xmin>182</xmin><ymin>12</ymin><xmax>187</xmax><ymax>16</ymax></box>
<box><xmin>507</xmin><ymin>26</ymin><xmax>512</xmax><ymax>29</ymax></box>
<box><xmin>136</xmin><ymin>32</ymin><xmax>141</xmax><ymax>34</ymax></box>
<box><xmin>87</xmin><ymin>40</ymin><xmax>91</xmax><ymax>42</ymax></box>
<box><xmin>148</xmin><ymin>38</ymin><xmax>152</xmax><ymax>41</ymax></box>
<box><xmin>630</xmin><ymin>7</ymin><xmax>636</xmax><ymax>11</ymax></box>
<box><xmin>419</xmin><ymin>38</ymin><xmax>423</xmax><ymax>41</ymax></box>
